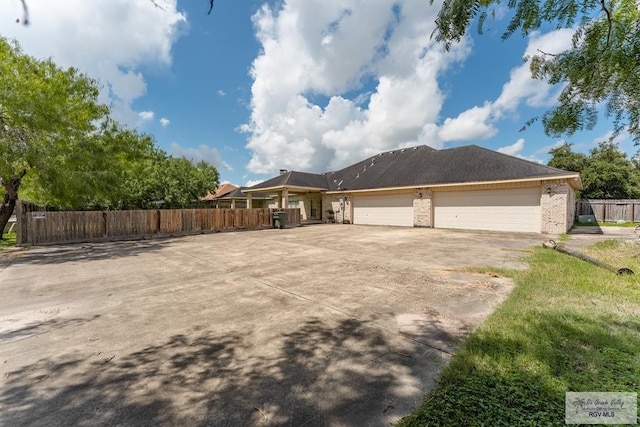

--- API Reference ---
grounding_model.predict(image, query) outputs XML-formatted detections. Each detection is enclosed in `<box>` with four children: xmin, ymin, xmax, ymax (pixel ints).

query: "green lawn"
<box><xmin>575</xmin><ymin>221</ymin><xmax>639</xmax><ymax>227</ymax></box>
<box><xmin>399</xmin><ymin>240</ymin><xmax>640</xmax><ymax>426</ymax></box>
<box><xmin>0</xmin><ymin>232</ymin><xmax>17</xmax><ymax>249</ymax></box>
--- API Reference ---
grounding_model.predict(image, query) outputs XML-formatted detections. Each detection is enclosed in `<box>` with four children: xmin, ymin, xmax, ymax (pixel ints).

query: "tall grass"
<box><xmin>399</xmin><ymin>240</ymin><xmax>640</xmax><ymax>426</ymax></box>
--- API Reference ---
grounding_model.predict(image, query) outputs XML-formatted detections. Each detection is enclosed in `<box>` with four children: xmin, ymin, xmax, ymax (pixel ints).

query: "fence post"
<box><xmin>16</xmin><ymin>200</ymin><xmax>24</xmax><ymax>245</ymax></box>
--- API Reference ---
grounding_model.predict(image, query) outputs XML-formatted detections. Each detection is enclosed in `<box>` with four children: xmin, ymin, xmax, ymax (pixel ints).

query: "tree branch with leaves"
<box><xmin>433</xmin><ymin>0</ymin><xmax>640</xmax><ymax>142</ymax></box>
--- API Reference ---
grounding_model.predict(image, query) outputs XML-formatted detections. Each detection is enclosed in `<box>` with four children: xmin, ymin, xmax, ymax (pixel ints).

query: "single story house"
<box><xmin>201</xmin><ymin>183</ymin><xmax>276</xmax><ymax>209</ymax></box>
<box><xmin>244</xmin><ymin>144</ymin><xmax>582</xmax><ymax>233</ymax></box>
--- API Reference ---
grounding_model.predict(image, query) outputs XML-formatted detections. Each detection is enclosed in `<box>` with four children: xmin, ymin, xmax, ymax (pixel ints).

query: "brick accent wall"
<box><xmin>413</xmin><ymin>188</ymin><xmax>432</xmax><ymax>227</ymax></box>
<box><xmin>541</xmin><ymin>182</ymin><xmax>575</xmax><ymax>233</ymax></box>
<box><xmin>322</xmin><ymin>194</ymin><xmax>351</xmax><ymax>223</ymax></box>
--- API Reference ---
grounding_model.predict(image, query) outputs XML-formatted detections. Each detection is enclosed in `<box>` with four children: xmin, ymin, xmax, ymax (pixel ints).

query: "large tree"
<box><xmin>580</xmin><ymin>141</ymin><xmax>640</xmax><ymax>199</ymax></box>
<box><xmin>118</xmin><ymin>149</ymin><xmax>219</xmax><ymax>209</ymax></box>
<box><xmin>0</xmin><ymin>37</ymin><xmax>109</xmax><ymax>234</ymax></box>
<box><xmin>547</xmin><ymin>142</ymin><xmax>587</xmax><ymax>172</ymax></box>
<box><xmin>432</xmin><ymin>0</ymin><xmax>640</xmax><ymax>142</ymax></box>
<box><xmin>547</xmin><ymin>141</ymin><xmax>640</xmax><ymax>198</ymax></box>
<box><xmin>0</xmin><ymin>38</ymin><xmax>220</xmax><ymax>238</ymax></box>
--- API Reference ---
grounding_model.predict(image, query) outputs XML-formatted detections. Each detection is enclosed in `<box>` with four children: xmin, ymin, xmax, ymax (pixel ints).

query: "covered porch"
<box><xmin>243</xmin><ymin>186</ymin><xmax>324</xmax><ymax>221</ymax></box>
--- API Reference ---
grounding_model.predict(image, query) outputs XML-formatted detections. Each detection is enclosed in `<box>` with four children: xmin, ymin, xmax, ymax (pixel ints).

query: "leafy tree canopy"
<box><xmin>0</xmin><ymin>37</ymin><xmax>219</xmax><ymax>236</ymax></box>
<box><xmin>0</xmin><ymin>36</ymin><xmax>109</xmax><ymax>231</ymax></box>
<box><xmin>547</xmin><ymin>142</ymin><xmax>587</xmax><ymax>172</ymax></box>
<box><xmin>581</xmin><ymin>141</ymin><xmax>640</xmax><ymax>199</ymax></box>
<box><xmin>433</xmin><ymin>0</ymin><xmax>640</xmax><ymax>143</ymax></box>
<box><xmin>118</xmin><ymin>149</ymin><xmax>219</xmax><ymax>210</ymax></box>
<box><xmin>548</xmin><ymin>141</ymin><xmax>640</xmax><ymax>198</ymax></box>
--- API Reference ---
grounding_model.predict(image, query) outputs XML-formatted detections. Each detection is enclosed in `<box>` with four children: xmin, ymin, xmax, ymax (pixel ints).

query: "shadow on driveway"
<box><xmin>1</xmin><ymin>317</ymin><xmax>450</xmax><ymax>426</ymax></box>
<box><xmin>0</xmin><ymin>239</ymin><xmax>171</xmax><ymax>267</ymax></box>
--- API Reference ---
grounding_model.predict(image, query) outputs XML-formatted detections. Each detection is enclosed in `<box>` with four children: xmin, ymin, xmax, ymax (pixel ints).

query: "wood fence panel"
<box><xmin>16</xmin><ymin>204</ymin><xmax>302</xmax><ymax>245</ymax></box>
<box><xmin>576</xmin><ymin>199</ymin><xmax>640</xmax><ymax>223</ymax></box>
<box><xmin>234</xmin><ymin>209</ymin><xmax>246</xmax><ymax>229</ymax></box>
<box><xmin>196</xmin><ymin>209</ymin><xmax>215</xmax><ymax>231</ymax></box>
<box><xmin>223</xmin><ymin>209</ymin><xmax>235</xmax><ymax>230</ymax></box>
<box><xmin>106</xmin><ymin>210</ymin><xmax>159</xmax><ymax>237</ymax></box>
<box><xmin>213</xmin><ymin>209</ymin><xmax>223</xmax><ymax>231</ymax></box>
<box><xmin>282</xmin><ymin>208</ymin><xmax>301</xmax><ymax>226</ymax></box>
<box><xmin>181</xmin><ymin>209</ymin><xmax>199</xmax><ymax>233</ymax></box>
<box><xmin>160</xmin><ymin>210</ymin><xmax>182</xmax><ymax>233</ymax></box>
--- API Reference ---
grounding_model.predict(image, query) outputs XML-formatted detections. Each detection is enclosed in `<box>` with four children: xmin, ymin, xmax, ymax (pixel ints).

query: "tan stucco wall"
<box><xmin>413</xmin><ymin>188</ymin><xmax>432</xmax><ymax>227</ymax></box>
<box><xmin>541</xmin><ymin>181</ymin><xmax>575</xmax><ymax>234</ymax></box>
<box><xmin>295</xmin><ymin>193</ymin><xmax>323</xmax><ymax>220</ymax></box>
<box><xmin>324</xmin><ymin>178</ymin><xmax>577</xmax><ymax>233</ymax></box>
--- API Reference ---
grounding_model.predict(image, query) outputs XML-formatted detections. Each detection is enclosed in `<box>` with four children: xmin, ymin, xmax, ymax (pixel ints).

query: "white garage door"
<box><xmin>434</xmin><ymin>187</ymin><xmax>541</xmax><ymax>232</ymax></box>
<box><xmin>353</xmin><ymin>193</ymin><xmax>414</xmax><ymax>227</ymax></box>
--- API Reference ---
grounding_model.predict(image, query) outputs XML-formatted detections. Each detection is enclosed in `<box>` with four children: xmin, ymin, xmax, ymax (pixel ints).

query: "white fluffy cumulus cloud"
<box><xmin>498</xmin><ymin>138</ymin><xmax>543</xmax><ymax>163</ymax></box>
<box><xmin>0</xmin><ymin>0</ymin><xmax>186</xmax><ymax>126</ymax></box>
<box><xmin>243</xmin><ymin>0</ymin><xmax>577</xmax><ymax>175</ymax></box>
<box><xmin>243</xmin><ymin>0</ymin><xmax>471</xmax><ymax>174</ymax></box>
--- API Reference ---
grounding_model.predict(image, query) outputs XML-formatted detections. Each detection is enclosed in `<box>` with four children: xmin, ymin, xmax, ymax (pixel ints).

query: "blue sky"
<box><xmin>0</xmin><ymin>0</ymin><xmax>634</xmax><ymax>187</ymax></box>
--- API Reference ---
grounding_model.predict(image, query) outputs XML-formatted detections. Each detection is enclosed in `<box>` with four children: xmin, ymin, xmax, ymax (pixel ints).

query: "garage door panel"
<box><xmin>353</xmin><ymin>194</ymin><xmax>413</xmax><ymax>227</ymax></box>
<box><xmin>434</xmin><ymin>188</ymin><xmax>540</xmax><ymax>232</ymax></box>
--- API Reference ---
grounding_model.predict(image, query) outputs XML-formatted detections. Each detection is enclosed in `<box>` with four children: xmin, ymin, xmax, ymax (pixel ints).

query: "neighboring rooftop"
<box><xmin>200</xmin><ymin>183</ymin><xmax>238</xmax><ymax>201</ymax></box>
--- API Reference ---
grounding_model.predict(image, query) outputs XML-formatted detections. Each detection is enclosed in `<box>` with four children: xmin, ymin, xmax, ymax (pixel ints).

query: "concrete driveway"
<box><xmin>0</xmin><ymin>225</ymin><xmax>545</xmax><ymax>426</ymax></box>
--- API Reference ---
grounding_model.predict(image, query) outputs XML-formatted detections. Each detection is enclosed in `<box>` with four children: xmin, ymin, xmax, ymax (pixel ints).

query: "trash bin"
<box><xmin>272</xmin><ymin>211</ymin><xmax>287</xmax><ymax>229</ymax></box>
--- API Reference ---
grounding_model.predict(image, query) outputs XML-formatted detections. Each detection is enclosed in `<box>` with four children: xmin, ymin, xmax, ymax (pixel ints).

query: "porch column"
<box><xmin>247</xmin><ymin>193</ymin><xmax>253</xmax><ymax>209</ymax></box>
<box><xmin>277</xmin><ymin>191</ymin><xmax>283</xmax><ymax>209</ymax></box>
<box><xmin>282</xmin><ymin>188</ymin><xmax>289</xmax><ymax>209</ymax></box>
<box><xmin>231</xmin><ymin>199</ymin><xmax>236</xmax><ymax>209</ymax></box>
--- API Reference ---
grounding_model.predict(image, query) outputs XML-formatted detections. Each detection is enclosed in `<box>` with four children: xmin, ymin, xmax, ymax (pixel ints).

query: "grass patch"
<box><xmin>0</xmin><ymin>232</ymin><xmax>16</xmax><ymax>249</ymax></box>
<box><xmin>463</xmin><ymin>266</ymin><xmax>518</xmax><ymax>278</ymax></box>
<box><xmin>575</xmin><ymin>221</ymin><xmax>639</xmax><ymax>227</ymax></box>
<box><xmin>398</xmin><ymin>240</ymin><xmax>640</xmax><ymax>426</ymax></box>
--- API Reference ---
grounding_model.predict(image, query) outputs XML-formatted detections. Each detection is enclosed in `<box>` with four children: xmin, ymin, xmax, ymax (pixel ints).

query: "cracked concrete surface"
<box><xmin>1</xmin><ymin>225</ymin><xmax>546</xmax><ymax>426</ymax></box>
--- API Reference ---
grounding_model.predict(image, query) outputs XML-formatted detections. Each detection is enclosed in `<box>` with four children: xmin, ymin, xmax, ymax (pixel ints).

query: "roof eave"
<box><xmin>325</xmin><ymin>174</ymin><xmax>582</xmax><ymax>194</ymax></box>
<box><xmin>243</xmin><ymin>185</ymin><xmax>327</xmax><ymax>193</ymax></box>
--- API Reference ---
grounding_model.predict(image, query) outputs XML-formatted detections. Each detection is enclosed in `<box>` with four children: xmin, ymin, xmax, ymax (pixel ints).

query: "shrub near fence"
<box><xmin>575</xmin><ymin>199</ymin><xmax>640</xmax><ymax>223</ymax></box>
<box><xmin>16</xmin><ymin>204</ymin><xmax>301</xmax><ymax>245</ymax></box>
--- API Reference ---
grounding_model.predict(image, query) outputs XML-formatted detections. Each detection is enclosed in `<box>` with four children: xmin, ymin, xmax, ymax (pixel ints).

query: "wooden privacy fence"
<box><xmin>16</xmin><ymin>205</ymin><xmax>301</xmax><ymax>245</ymax></box>
<box><xmin>575</xmin><ymin>199</ymin><xmax>640</xmax><ymax>223</ymax></box>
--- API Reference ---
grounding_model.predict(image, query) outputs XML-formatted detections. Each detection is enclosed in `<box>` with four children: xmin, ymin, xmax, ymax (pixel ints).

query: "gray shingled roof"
<box><xmin>218</xmin><ymin>187</ymin><xmax>273</xmax><ymax>200</ymax></box>
<box><xmin>247</xmin><ymin>144</ymin><xmax>576</xmax><ymax>192</ymax></box>
<box><xmin>246</xmin><ymin>170</ymin><xmax>330</xmax><ymax>190</ymax></box>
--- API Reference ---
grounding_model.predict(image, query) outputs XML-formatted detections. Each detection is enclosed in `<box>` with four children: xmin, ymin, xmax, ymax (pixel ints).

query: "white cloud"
<box><xmin>536</xmin><ymin>139</ymin><xmax>566</xmax><ymax>154</ymax></box>
<box><xmin>217</xmin><ymin>90</ymin><xmax>226</xmax><ymax>97</ymax></box>
<box><xmin>493</xmin><ymin>30</ymin><xmax>574</xmax><ymax>115</ymax></box>
<box><xmin>0</xmin><ymin>0</ymin><xmax>187</xmax><ymax>127</ymax></box>
<box><xmin>415</xmin><ymin>27</ymin><xmax>575</xmax><ymax>152</ymax></box>
<box><xmin>139</xmin><ymin>111</ymin><xmax>155</xmax><ymax>121</ymax></box>
<box><xmin>498</xmin><ymin>138</ymin><xmax>525</xmax><ymax>156</ymax></box>
<box><xmin>498</xmin><ymin>138</ymin><xmax>543</xmax><ymax>163</ymax></box>
<box><xmin>439</xmin><ymin>104</ymin><xmax>497</xmax><ymax>142</ymax></box>
<box><xmin>244</xmin><ymin>0</ymin><xmax>471</xmax><ymax>175</ymax></box>
<box><xmin>592</xmin><ymin>130</ymin><xmax>629</xmax><ymax>146</ymax></box>
<box><xmin>245</xmin><ymin>179</ymin><xmax>265</xmax><ymax>187</ymax></box>
<box><xmin>160</xmin><ymin>117</ymin><xmax>170</xmax><ymax>127</ymax></box>
<box><xmin>444</xmin><ymin>29</ymin><xmax>575</xmax><ymax>139</ymax></box>
<box><xmin>242</xmin><ymin>0</ymin><xmax>572</xmax><ymax>176</ymax></box>
<box><xmin>170</xmin><ymin>142</ymin><xmax>233</xmax><ymax>171</ymax></box>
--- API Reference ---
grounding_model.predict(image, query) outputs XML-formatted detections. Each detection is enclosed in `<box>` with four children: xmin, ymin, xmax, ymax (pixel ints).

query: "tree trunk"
<box><xmin>0</xmin><ymin>172</ymin><xmax>25</xmax><ymax>238</ymax></box>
